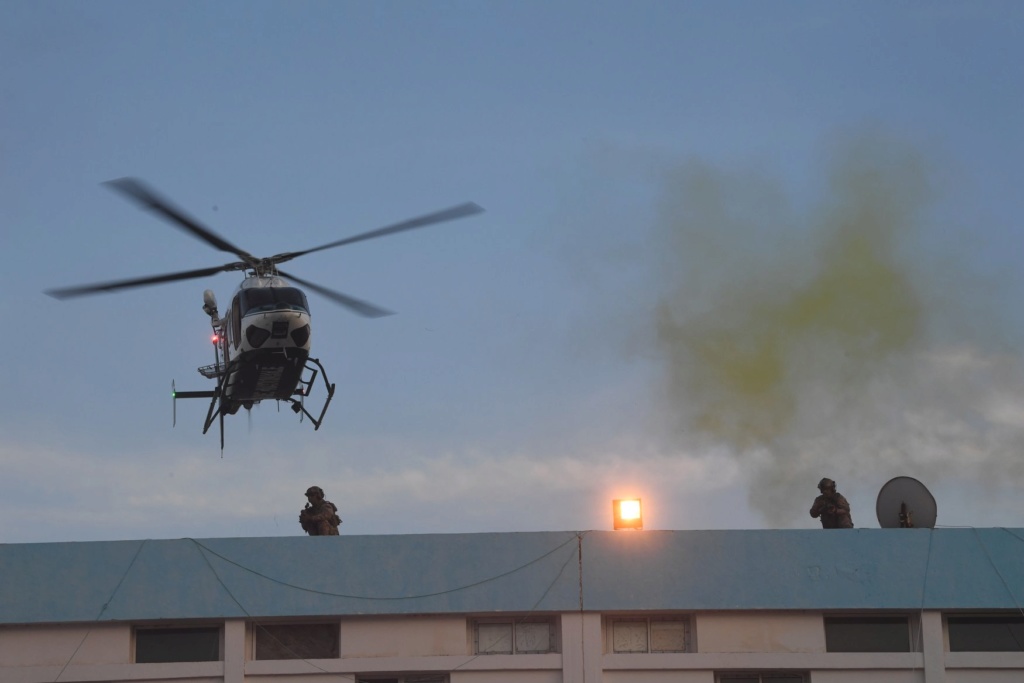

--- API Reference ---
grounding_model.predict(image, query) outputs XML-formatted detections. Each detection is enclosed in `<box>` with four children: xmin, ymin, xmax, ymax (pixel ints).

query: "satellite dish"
<box><xmin>876</xmin><ymin>476</ymin><xmax>937</xmax><ymax>528</ymax></box>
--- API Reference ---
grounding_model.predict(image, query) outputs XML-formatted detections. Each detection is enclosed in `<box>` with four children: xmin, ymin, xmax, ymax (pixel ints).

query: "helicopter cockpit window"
<box><xmin>240</xmin><ymin>287</ymin><xmax>309</xmax><ymax>315</ymax></box>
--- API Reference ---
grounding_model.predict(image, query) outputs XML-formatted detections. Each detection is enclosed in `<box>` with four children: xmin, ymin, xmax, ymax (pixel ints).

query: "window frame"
<box><xmin>250</xmin><ymin>620</ymin><xmax>341</xmax><ymax>660</ymax></box>
<box><xmin>133</xmin><ymin>624</ymin><xmax>223</xmax><ymax>664</ymax></box>
<box><xmin>471</xmin><ymin>616</ymin><xmax>559</xmax><ymax>655</ymax></box>
<box><xmin>605</xmin><ymin>614</ymin><xmax>693</xmax><ymax>654</ymax></box>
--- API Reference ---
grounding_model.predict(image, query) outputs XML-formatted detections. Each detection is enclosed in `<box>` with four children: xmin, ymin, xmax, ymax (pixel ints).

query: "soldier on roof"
<box><xmin>810</xmin><ymin>477</ymin><xmax>854</xmax><ymax>529</ymax></box>
<box><xmin>300</xmin><ymin>485</ymin><xmax>341</xmax><ymax>536</ymax></box>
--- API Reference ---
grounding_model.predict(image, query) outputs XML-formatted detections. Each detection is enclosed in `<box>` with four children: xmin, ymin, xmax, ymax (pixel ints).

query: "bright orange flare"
<box><xmin>613</xmin><ymin>498</ymin><xmax>643</xmax><ymax>530</ymax></box>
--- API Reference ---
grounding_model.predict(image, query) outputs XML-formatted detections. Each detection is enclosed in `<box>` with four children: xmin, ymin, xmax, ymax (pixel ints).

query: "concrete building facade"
<box><xmin>1</xmin><ymin>529</ymin><xmax>1023</xmax><ymax>683</ymax></box>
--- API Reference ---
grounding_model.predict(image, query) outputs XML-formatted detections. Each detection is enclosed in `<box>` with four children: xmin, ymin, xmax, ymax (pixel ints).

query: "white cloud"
<box><xmin>0</xmin><ymin>429</ymin><xmax>753</xmax><ymax>543</ymax></box>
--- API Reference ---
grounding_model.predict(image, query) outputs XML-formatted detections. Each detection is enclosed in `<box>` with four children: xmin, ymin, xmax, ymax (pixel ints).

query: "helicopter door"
<box><xmin>231</xmin><ymin>294</ymin><xmax>242</xmax><ymax>349</ymax></box>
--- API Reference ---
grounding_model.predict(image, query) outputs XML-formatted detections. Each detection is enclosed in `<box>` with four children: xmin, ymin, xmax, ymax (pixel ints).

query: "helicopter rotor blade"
<box><xmin>272</xmin><ymin>202</ymin><xmax>484</xmax><ymax>264</ymax></box>
<box><xmin>105</xmin><ymin>178</ymin><xmax>256</xmax><ymax>263</ymax></box>
<box><xmin>278</xmin><ymin>270</ymin><xmax>394</xmax><ymax>318</ymax></box>
<box><xmin>46</xmin><ymin>263</ymin><xmax>243</xmax><ymax>299</ymax></box>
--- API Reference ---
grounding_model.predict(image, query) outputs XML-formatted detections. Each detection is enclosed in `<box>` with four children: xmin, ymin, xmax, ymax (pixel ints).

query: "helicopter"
<box><xmin>47</xmin><ymin>178</ymin><xmax>484</xmax><ymax>448</ymax></box>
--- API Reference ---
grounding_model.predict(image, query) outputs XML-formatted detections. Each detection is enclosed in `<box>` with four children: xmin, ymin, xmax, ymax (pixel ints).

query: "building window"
<box><xmin>473</xmin><ymin>617</ymin><xmax>557</xmax><ymax>654</ymax></box>
<box><xmin>135</xmin><ymin>626</ymin><xmax>221</xmax><ymax>663</ymax></box>
<box><xmin>609</xmin><ymin>616</ymin><xmax>691</xmax><ymax>653</ymax></box>
<box><xmin>253</xmin><ymin>622</ymin><xmax>339</xmax><ymax>660</ymax></box>
<box><xmin>824</xmin><ymin>616</ymin><xmax>911</xmax><ymax>652</ymax></box>
<box><xmin>948</xmin><ymin>615</ymin><xmax>1024</xmax><ymax>652</ymax></box>
<box><xmin>716</xmin><ymin>673</ymin><xmax>807</xmax><ymax>683</ymax></box>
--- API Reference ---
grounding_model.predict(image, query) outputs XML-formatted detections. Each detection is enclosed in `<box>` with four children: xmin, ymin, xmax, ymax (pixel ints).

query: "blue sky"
<box><xmin>1</xmin><ymin>1</ymin><xmax>1022</xmax><ymax>542</ymax></box>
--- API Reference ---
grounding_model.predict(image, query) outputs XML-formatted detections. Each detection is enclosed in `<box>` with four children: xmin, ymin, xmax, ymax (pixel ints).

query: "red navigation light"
<box><xmin>211</xmin><ymin>334</ymin><xmax>219</xmax><ymax>344</ymax></box>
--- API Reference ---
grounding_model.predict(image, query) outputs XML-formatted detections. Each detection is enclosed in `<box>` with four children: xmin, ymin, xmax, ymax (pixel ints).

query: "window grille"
<box><xmin>609</xmin><ymin>616</ymin><xmax>691</xmax><ymax>653</ymax></box>
<box><xmin>473</xmin><ymin>617</ymin><xmax>557</xmax><ymax>654</ymax></box>
<box><xmin>253</xmin><ymin>622</ymin><xmax>339</xmax><ymax>660</ymax></box>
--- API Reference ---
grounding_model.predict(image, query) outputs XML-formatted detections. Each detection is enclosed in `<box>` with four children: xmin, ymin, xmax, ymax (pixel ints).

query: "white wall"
<box><xmin>603</xmin><ymin>672</ymin><xmax>712</xmax><ymax>683</ymax></box>
<box><xmin>946</xmin><ymin>673</ymin><xmax>1024</xmax><ymax>683</ymax></box>
<box><xmin>340</xmin><ymin>616</ymin><xmax>467</xmax><ymax>658</ymax></box>
<box><xmin>695</xmin><ymin>613</ymin><xmax>825</xmax><ymax>653</ymax></box>
<box><xmin>1</xmin><ymin>611</ymin><xmax>1022</xmax><ymax>683</ymax></box>
<box><xmin>811</xmin><ymin>671</ymin><xmax>924</xmax><ymax>683</ymax></box>
<box><xmin>451</xmin><ymin>672</ymin><xmax>562</xmax><ymax>683</ymax></box>
<box><xmin>0</xmin><ymin>624</ymin><xmax>130</xmax><ymax>666</ymax></box>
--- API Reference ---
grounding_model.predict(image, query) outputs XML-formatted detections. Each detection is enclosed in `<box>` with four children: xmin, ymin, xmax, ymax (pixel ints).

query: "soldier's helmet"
<box><xmin>817</xmin><ymin>477</ymin><xmax>835</xmax><ymax>492</ymax></box>
<box><xmin>305</xmin><ymin>486</ymin><xmax>324</xmax><ymax>498</ymax></box>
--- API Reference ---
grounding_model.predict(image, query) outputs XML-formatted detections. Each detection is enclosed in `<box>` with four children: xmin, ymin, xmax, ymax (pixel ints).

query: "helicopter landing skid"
<box><xmin>172</xmin><ymin>377</ymin><xmax>228</xmax><ymax>450</ymax></box>
<box><xmin>171</xmin><ymin>356</ymin><xmax>336</xmax><ymax>450</ymax></box>
<box><xmin>284</xmin><ymin>356</ymin><xmax>336</xmax><ymax>430</ymax></box>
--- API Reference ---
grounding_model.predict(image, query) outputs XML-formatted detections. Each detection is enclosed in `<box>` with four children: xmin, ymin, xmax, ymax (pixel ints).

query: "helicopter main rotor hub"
<box><xmin>251</xmin><ymin>259</ymin><xmax>279</xmax><ymax>278</ymax></box>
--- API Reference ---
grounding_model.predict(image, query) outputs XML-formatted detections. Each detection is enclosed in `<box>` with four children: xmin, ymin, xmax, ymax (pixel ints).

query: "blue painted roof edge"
<box><xmin>2</xmin><ymin>529</ymin><xmax>1022</xmax><ymax>624</ymax></box>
